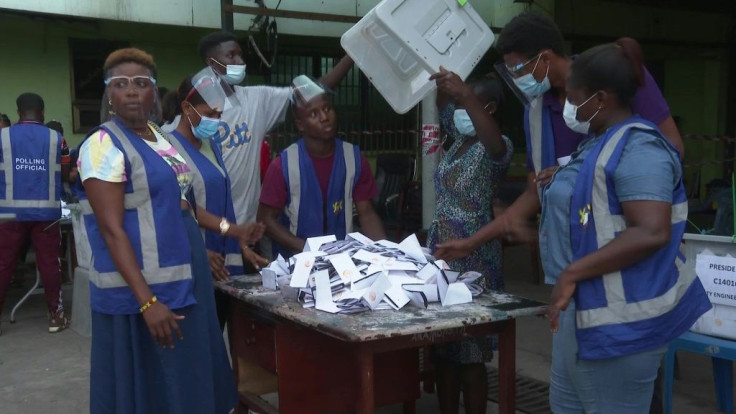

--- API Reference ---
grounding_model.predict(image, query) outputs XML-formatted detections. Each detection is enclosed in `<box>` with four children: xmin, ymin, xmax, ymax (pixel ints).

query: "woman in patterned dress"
<box><xmin>427</xmin><ymin>67</ymin><xmax>513</xmax><ymax>414</ymax></box>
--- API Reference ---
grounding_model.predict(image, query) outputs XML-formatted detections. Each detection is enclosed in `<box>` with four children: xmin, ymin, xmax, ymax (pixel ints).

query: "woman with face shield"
<box><xmin>164</xmin><ymin>68</ymin><xmax>269</xmax><ymax>329</ymax></box>
<box><xmin>76</xmin><ymin>48</ymin><xmax>261</xmax><ymax>413</ymax></box>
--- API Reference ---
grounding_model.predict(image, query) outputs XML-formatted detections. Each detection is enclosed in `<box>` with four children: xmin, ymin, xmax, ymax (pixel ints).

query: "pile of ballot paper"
<box><xmin>260</xmin><ymin>233</ymin><xmax>484</xmax><ymax>314</ymax></box>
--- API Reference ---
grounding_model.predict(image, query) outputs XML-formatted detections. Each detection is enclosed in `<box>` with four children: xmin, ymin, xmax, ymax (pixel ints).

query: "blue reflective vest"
<box><xmin>169</xmin><ymin>131</ymin><xmax>244</xmax><ymax>276</ymax></box>
<box><xmin>570</xmin><ymin>117</ymin><xmax>711</xmax><ymax>360</ymax></box>
<box><xmin>274</xmin><ymin>139</ymin><xmax>361</xmax><ymax>257</ymax></box>
<box><xmin>0</xmin><ymin>123</ymin><xmax>62</xmax><ymax>221</ymax></box>
<box><xmin>78</xmin><ymin>119</ymin><xmax>195</xmax><ymax>315</ymax></box>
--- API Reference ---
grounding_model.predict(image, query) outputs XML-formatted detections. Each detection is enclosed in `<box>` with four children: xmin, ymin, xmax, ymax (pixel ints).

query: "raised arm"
<box><xmin>429</xmin><ymin>67</ymin><xmax>506</xmax><ymax>158</ymax></box>
<box><xmin>318</xmin><ymin>55</ymin><xmax>354</xmax><ymax>90</ymax></box>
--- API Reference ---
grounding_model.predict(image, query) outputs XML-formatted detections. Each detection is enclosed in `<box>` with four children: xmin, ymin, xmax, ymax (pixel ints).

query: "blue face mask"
<box><xmin>453</xmin><ymin>109</ymin><xmax>476</xmax><ymax>136</ymax></box>
<box><xmin>186</xmin><ymin>104</ymin><xmax>220</xmax><ymax>140</ymax></box>
<box><xmin>512</xmin><ymin>55</ymin><xmax>551</xmax><ymax>99</ymax></box>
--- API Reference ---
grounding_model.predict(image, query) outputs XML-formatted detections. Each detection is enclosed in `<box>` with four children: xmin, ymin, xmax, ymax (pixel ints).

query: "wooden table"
<box><xmin>218</xmin><ymin>275</ymin><xmax>546</xmax><ymax>414</ymax></box>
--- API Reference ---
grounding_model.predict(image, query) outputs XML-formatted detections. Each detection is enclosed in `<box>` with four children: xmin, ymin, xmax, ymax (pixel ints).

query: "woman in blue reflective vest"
<box><xmin>540</xmin><ymin>38</ymin><xmax>711</xmax><ymax>412</ymax></box>
<box><xmin>77</xmin><ymin>48</ymin><xmax>263</xmax><ymax>414</ymax></box>
<box><xmin>164</xmin><ymin>68</ymin><xmax>269</xmax><ymax>329</ymax></box>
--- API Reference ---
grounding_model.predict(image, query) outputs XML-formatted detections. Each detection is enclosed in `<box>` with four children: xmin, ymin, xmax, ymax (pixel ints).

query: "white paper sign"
<box><xmin>696</xmin><ymin>253</ymin><xmax>736</xmax><ymax>306</ymax></box>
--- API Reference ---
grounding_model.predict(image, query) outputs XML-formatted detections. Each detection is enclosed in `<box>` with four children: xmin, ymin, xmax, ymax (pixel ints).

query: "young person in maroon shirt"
<box><xmin>258</xmin><ymin>77</ymin><xmax>386</xmax><ymax>257</ymax></box>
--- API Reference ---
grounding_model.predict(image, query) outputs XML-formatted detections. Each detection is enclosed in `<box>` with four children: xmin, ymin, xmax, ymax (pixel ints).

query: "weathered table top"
<box><xmin>216</xmin><ymin>275</ymin><xmax>547</xmax><ymax>343</ymax></box>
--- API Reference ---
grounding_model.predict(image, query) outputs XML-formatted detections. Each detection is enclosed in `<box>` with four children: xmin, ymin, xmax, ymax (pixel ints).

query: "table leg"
<box><xmin>356</xmin><ymin>345</ymin><xmax>375</xmax><ymax>414</ymax></box>
<box><xmin>497</xmin><ymin>319</ymin><xmax>517</xmax><ymax>414</ymax></box>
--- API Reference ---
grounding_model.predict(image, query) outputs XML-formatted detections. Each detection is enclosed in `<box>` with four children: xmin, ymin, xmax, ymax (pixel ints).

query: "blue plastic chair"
<box><xmin>664</xmin><ymin>331</ymin><xmax>735</xmax><ymax>413</ymax></box>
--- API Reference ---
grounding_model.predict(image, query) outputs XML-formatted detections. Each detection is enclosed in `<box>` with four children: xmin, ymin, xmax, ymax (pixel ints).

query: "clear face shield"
<box><xmin>493</xmin><ymin>61</ymin><xmax>531</xmax><ymax>108</ymax></box>
<box><xmin>290</xmin><ymin>74</ymin><xmax>333</xmax><ymax>107</ymax></box>
<box><xmin>188</xmin><ymin>66</ymin><xmax>241</xmax><ymax>113</ymax></box>
<box><xmin>100</xmin><ymin>74</ymin><xmax>162</xmax><ymax>124</ymax></box>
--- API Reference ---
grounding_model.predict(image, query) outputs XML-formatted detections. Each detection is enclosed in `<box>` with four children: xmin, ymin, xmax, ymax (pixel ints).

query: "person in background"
<box><xmin>543</xmin><ymin>38</ymin><xmax>709</xmax><ymax>413</ymax></box>
<box><xmin>427</xmin><ymin>68</ymin><xmax>513</xmax><ymax>414</ymax></box>
<box><xmin>0</xmin><ymin>114</ymin><xmax>10</xmax><ymax>128</ymax></box>
<box><xmin>258</xmin><ymin>75</ymin><xmax>386</xmax><ymax>257</ymax></box>
<box><xmin>0</xmin><ymin>93</ymin><xmax>70</xmax><ymax>335</ymax></box>
<box><xmin>77</xmin><ymin>47</ymin><xmax>263</xmax><ymax>413</ymax></box>
<box><xmin>164</xmin><ymin>67</ymin><xmax>269</xmax><ymax>329</ymax></box>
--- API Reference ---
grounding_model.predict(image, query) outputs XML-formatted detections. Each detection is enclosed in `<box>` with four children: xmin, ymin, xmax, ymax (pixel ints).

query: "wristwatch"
<box><xmin>219</xmin><ymin>217</ymin><xmax>231</xmax><ymax>235</ymax></box>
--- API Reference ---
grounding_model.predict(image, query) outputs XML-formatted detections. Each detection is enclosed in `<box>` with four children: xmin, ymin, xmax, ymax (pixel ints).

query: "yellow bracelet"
<box><xmin>139</xmin><ymin>296</ymin><xmax>158</xmax><ymax>313</ymax></box>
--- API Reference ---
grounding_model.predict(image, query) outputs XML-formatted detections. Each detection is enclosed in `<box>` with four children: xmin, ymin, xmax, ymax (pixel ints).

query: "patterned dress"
<box><xmin>428</xmin><ymin>104</ymin><xmax>513</xmax><ymax>363</ymax></box>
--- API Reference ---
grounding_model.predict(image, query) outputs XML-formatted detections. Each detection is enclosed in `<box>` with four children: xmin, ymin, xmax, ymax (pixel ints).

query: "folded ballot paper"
<box><xmin>259</xmin><ymin>233</ymin><xmax>485</xmax><ymax>314</ymax></box>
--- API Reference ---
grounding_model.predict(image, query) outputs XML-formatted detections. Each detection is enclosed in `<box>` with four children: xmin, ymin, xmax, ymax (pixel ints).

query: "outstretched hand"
<box><xmin>234</xmin><ymin>222</ymin><xmax>266</xmax><ymax>247</ymax></box>
<box><xmin>434</xmin><ymin>237</ymin><xmax>476</xmax><ymax>261</ymax></box>
<box><xmin>244</xmin><ymin>248</ymin><xmax>270</xmax><ymax>271</ymax></box>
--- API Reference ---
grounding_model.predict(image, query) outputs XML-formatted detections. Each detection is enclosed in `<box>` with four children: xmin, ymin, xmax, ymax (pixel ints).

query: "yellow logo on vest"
<box><xmin>579</xmin><ymin>204</ymin><xmax>592</xmax><ymax>227</ymax></box>
<box><xmin>332</xmin><ymin>200</ymin><xmax>344</xmax><ymax>215</ymax></box>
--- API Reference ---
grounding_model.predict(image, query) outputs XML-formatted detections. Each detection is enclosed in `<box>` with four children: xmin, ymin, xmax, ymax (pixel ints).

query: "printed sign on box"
<box><xmin>695</xmin><ymin>253</ymin><xmax>736</xmax><ymax>307</ymax></box>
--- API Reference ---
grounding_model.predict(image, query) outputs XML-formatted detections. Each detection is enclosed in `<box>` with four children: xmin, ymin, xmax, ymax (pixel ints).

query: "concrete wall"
<box><xmin>0</xmin><ymin>0</ymin><xmax>494</xmax><ymax>37</ymax></box>
<box><xmin>0</xmin><ymin>13</ymin><xmax>211</xmax><ymax>146</ymax></box>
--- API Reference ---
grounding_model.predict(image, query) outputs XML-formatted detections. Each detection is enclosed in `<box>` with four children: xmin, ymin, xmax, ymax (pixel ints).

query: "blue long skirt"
<box><xmin>90</xmin><ymin>213</ymin><xmax>238</xmax><ymax>414</ymax></box>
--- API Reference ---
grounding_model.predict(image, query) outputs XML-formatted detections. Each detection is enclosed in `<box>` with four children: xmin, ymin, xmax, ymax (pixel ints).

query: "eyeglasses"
<box><xmin>504</xmin><ymin>52</ymin><xmax>542</xmax><ymax>78</ymax></box>
<box><xmin>104</xmin><ymin>76</ymin><xmax>157</xmax><ymax>90</ymax></box>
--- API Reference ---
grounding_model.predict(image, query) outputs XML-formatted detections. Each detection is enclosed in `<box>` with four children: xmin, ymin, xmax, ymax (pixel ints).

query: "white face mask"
<box><xmin>562</xmin><ymin>93</ymin><xmax>599</xmax><ymax>134</ymax></box>
<box><xmin>453</xmin><ymin>109</ymin><xmax>475</xmax><ymax>136</ymax></box>
<box><xmin>511</xmin><ymin>55</ymin><xmax>551</xmax><ymax>99</ymax></box>
<box><xmin>212</xmin><ymin>59</ymin><xmax>246</xmax><ymax>85</ymax></box>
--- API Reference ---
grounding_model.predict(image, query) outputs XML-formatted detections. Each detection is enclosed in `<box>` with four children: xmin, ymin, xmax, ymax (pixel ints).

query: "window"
<box><xmin>69</xmin><ymin>38</ymin><xmax>128</xmax><ymax>134</ymax></box>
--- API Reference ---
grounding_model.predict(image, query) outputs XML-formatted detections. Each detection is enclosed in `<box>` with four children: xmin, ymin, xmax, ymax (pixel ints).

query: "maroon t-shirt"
<box><xmin>260</xmin><ymin>151</ymin><xmax>378</xmax><ymax>209</ymax></box>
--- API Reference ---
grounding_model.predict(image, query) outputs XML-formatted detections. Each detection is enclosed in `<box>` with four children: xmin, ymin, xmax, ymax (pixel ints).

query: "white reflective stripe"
<box><xmin>285</xmin><ymin>145</ymin><xmax>300</xmax><ymax>235</ymax></box>
<box><xmin>607</xmin><ymin>201</ymin><xmax>689</xmax><ymax>234</ymax></box>
<box><xmin>47</xmin><ymin>129</ymin><xmax>58</xmax><ymax>201</ymax></box>
<box><xmin>342</xmin><ymin>141</ymin><xmax>355</xmax><ymax>234</ymax></box>
<box><xmin>225</xmin><ymin>253</ymin><xmax>243</xmax><ymax>267</ymax></box>
<box><xmin>169</xmin><ymin>135</ymin><xmax>207</xmax><ymax>209</ymax></box>
<box><xmin>102</xmin><ymin>121</ymin><xmax>160</xmax><ymax>271</ymax></box>
<box><xmin>90</xmin><ymin>264</ymin><xmax>193</xmax><ymax>288</ymax></box>
<box><xmin>671</xmin><ymin>201</ymin><xmax>688</xmax><ymax>223</ymax></box>
<box><xmin>1</xmin><ymin>128</ymin><xmax>13</xmax><ymax>201</ymax></box>
<box><xmin>577</xmin><ymin>253</ymin><xmax>696</xmax><ymax>328</ymax></box>
<box><xmin>0</xmin><ymin>199</ymin><xmax>59</xmax><ymax>208</ymax></box>
<box><xmin>527</xmin><ymin>97</ymin><xmax>543</xmax><ymax>173</ymax></box>
<box><xmin>590</xmin><ymin>123</ymin><xmax>653</xmax><ymax>306</ymax></box>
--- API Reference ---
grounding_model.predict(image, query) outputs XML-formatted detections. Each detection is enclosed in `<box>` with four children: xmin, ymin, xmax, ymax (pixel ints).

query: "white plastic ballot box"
<box><xmin>341</xmin><ymin>0</ymin><xmax>494</xmax><ymax>114</ymax></box>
